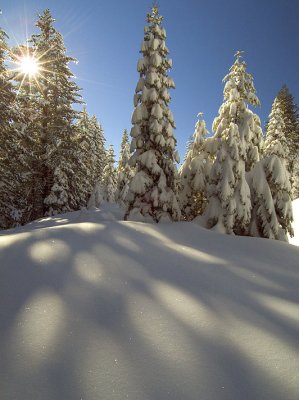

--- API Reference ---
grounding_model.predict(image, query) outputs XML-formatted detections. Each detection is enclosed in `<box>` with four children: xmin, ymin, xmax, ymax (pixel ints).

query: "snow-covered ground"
<box><xmin>1</xmin><ymin>202</ymin><xmax>299</xmax><ymax>400</ymax></box>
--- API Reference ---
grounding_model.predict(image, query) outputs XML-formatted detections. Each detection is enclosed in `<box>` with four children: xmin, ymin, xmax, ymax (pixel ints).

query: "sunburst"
<box><xmin>18</xmin><ymin>55</ymin><xmax>39</xmax><ymax>77</ymax></box>
<box><xmin>10</xmin><ymin>43</ymin><xmax>63</xmax><ymax>98</ymax></box>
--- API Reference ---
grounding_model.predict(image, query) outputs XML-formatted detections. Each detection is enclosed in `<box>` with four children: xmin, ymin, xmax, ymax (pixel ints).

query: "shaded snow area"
<box><xmin>1</xmin><ymin>203</ymin><xmax>299</xmax><ymax>400</ymax></box>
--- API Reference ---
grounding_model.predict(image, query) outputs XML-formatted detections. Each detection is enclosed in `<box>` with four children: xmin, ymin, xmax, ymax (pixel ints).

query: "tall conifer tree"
<box><xmin>0</xmin><ymin>28</ymin><xmax>26</xmax><ymax>228</ymax></box>
<box><xmin>125</xmin><ymin>5</ymin><xmax>180</xmax><ymax>222</ymax></box>
<box><xmin>30</xmin><ymin>9</ymin><xmax>82</xmax><ymax>216</ymax></box>
<box><xmin>204</xmin><ymin>51</ymin><xmax>262</xmax><ymax>234</ymax></box>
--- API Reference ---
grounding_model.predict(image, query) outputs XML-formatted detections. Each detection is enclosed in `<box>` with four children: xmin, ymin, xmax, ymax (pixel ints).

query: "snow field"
<box><xmin>0</xmin><ymin>202</ymin><xmax>299</xmax><ymax>400</ymax></box>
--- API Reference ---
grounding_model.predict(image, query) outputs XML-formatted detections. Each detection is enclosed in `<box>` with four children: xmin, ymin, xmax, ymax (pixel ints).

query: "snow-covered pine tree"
<box><xmin>89</xmin><ymin>115</ymin><xmax>107</xmax><ymax>182</ymax></box>
<box><xmin>101</xmin><ymin>145</ymin><xmax>117</xmax><ymax>203</ymax></box>
<box><xmin>125</xmin><ymin>5</ymin><xmax>180</xmax><ymax>222</ymax></box>
<box><xmin>249</xmin><ymin>138</ymin><xmax>293</xmax><ymax>241</ymax></box>
<box><xmin>10</xmin><ymin>44</ymin><xmax>44</xmax><ymax>225</ymax></box>
<box><xmin>71</xmin><ymin>108</ymin><xmax>106</xmax><ymax>208</ymax></box>
<box><xmin>86</xmin><ymin>119</ymin><xmax>107</xmax><ymax>209</ymax></box>
<box><xmin>117</xmin><ymin>129</ymin><xmax>134</xmax><ymax>206</ymax></box>
<box><xmin>0</xmin><ymin>28</ymin><xmax>27</xmax><ymax>229</ymax></box>
<box><xmin>204</xmin><ymin>51</ymin><xmax>262</xmax><ymax>234</ymax></box>
<box><xmin>264</xmin><ymin>98</ymin><xmax>288</xmax><ymax>155</ymax></box>
<box><xmin>265</xmin><ymin>86</ymin><xmax>299</xmax><ymax>198</ymax></box>
<box><xmin>69</xmin><ymin>108</ymin><xmax>93</xmax><ymax>208</ymax></box>
<box><xmin>30</xmin><ymin>9</ymin><xmax>82</xmax><ymax>216</ymax></box>
<box><xmin>179</xmin><ymin>113</ymin><xmax>211</xmax><ymax>220</ymax></box>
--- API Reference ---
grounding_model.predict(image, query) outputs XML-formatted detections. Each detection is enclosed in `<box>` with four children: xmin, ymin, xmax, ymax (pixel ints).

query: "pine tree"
<box><xmin>204</xmin><ymin>51</ymin><xmax>262</xmax><ymax>234</ymax></box>
<box><xmin>179</xmin><ymin>113</ymin><xmax>211</xmax><ymax>220</ymax></box>
<box><xmin>263</xmin><ymin>97</ymin><xmax>290</xmax><ymax>166</ymax></box>
<box><xmin>117</xmin><ymin>129</ymin><xmax>134</xmax><ymax>206</ymax></box>
<box><xmin>101</xmin><ymin>145</ymin><xmax>117</xmax><ymax>203</ymax></box>
<box><xmin>10</xmin><ymin>44</ymin><xmax>44</xmax><ymax>224</ymax></box>
<box><xmin>30</xmin><ymin>9</ymin><xmax>82</xmax><ymax>216</ymax></box>
<box><xmin>72</xmin><ymin>109</ymin><xmax>106</xmax><ymax>208</ymax></box>
<box><xmin>249</xmin><ymin>139</ymin><xmax>293</xmax><ymax>241</ymax></box>
<box><xmin>89</xmin><ymin>115</ymin><xmax>107</xmax><ymax>182</ymax></box>
<box><xmin>125</xmin><ymin>5</ymin><xmax>180</xmax><ymax>222</ymax></box>
<box><xmin>0</xmin><ymin>27</ymin><xmax>27</xmax><ymax>229</ymax></box>
<box><xmin>265</xmin><ymin>86</ymin><xmax>299</xmax><ymax>198</ymax></box>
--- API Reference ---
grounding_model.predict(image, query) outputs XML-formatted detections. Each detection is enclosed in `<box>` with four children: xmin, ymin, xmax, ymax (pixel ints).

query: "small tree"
<box><xmin>204</xmin><ymin>51</ymin><xmax>262</xmax><ymax>234</ymax></box>
<box><xmin>179</xmin><ymin>113</ymin><xmax>211</xmax><ymax>220</ymax></box>
<box><xmin>90</xmin><ymin>116</ymin><xmax>107</xmax><ymax>182</ymax></box>
<box><xmin>73</xmin><ymin>109</ymin><xmax>107</xmax><ymax>207</ymax></box>
<box><xmin>249</xmin><ymin>139</ymin><xmax>293</xmax><ymax>241</ymax></box>
<box><xmin>117</xmin><ymin>129</ymin><xmax>134</xmax><ymax>206</ymax></box>
<box><xmin>266</xmin><ymin>86</ymin><xmax>299</xmax><ymax>198</ymax></box>
<box><xmin>101</xmin><ymin>145</ymin><xmax>117</xmax><ymax>203</ymax></box>
<box><xmin>125</xmin><ymin>5</ymin><xmax>180</xmax><ymax>222</ymax></box>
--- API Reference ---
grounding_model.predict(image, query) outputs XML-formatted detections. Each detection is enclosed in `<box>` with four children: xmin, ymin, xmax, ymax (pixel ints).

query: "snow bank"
<box><xmin>1</xmin><ymin>204</ymin><xmax>299</xmax><ymax>400</ymax></box>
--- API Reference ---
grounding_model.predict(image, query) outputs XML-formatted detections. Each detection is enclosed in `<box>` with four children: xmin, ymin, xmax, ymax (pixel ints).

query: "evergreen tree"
<box><xmin>265</xmin><ymin>86</ymin><xmax>299</xmax><ymax>198</ymax></box>
<box><xmin>249</xmin><ymin>139</ymin><xmax>293</xmax><ymax>241</ymax></box>
<box><xmin>204</xmin><ymin>51</ymin><xmax>262</xmax><ymax>234</ymax></box>
<box><xmin>101</xmin><ymin>145</ymin><xmax>117</xmax><ymax>203</ymax></box>
<box><xmin>10</xmin><ymin>44</ymin><xmax>45</xmax><ymax>224</ymax></box>
<box><xmin>263</xmin><ymin>97</ymin><xmax>290</xmax><ymax>166</ymax></box>
<box><xmin>0</xmin><ymin>27</ymin><xmax>26</xmax><ymax>228</ymax></box>
<box><xmin>89</xmin><ymin>115</ymin><xmax>107</xmax><ymax>182</ymax></box>
<box><xmin>117</xmin><ymin>129</ymin><xmax>134</xmax><ymax>206</ymax></box>
<box><xmin>72</xmin><ymin>109</ymin><xmax>106</xmax><ymax>208</ymax></box>
<box><xmin>125</xmin><ymin>5</ymin><xmax>180</xmax><ymax>222</ymax></box>
<box><xmin>179</xmin><ymin>113</ymin><xmax>211</xmax><ymax>220</ymax></box>
<box><xmin>30</xmin><ymin>9</ymin><xmax>82</xmax><ymax>216</ymax></box>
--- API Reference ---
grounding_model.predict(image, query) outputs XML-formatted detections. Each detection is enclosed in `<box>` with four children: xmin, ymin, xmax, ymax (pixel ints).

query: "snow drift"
<box><xmin>0</xmin><ymin>203</ymin><xmax>299</xmax><ymax>400</ymax></box>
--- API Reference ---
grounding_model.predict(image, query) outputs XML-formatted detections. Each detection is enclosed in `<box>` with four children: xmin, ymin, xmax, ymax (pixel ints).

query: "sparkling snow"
<box><xmin>0</xmin><ymin>202</ymin><xmax>299</xmax><ymax>400</ymax></box>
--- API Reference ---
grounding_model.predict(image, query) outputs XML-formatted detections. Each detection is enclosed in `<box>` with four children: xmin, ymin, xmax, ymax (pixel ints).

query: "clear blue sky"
<box><xmin>1</xmin><ymin>0</ymin><xmax>299</xmax><ymax>161</ymax></box>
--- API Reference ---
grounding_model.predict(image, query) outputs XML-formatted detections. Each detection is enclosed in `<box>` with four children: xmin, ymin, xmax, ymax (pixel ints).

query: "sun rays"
<box><xmin>9</xmin><ymin>43</ymin><xmax>66</xmax><ymax>98</ymax></box>
<box><xmin>17</xmin><ymin>54</ymin><xmax>39</xmax><ymax>76</ymax></box>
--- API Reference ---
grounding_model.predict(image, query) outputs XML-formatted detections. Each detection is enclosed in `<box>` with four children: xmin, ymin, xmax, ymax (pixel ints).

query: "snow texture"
<box><xmin>0</xmin><ymin>203</ymin><xmax>299</xmax><ymax>400</ymax></box>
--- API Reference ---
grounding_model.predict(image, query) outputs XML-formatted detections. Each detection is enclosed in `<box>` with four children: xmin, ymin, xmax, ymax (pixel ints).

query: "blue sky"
<box><xmin>1</xmin><ymin>0</ymin><xmax>299</xmax><ymax>161</ymax></box>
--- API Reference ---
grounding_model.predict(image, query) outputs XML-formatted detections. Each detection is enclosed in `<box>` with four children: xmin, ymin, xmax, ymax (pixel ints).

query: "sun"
<box><xmin>18</xmin><ymin>55</ymin><xmax>39</xmax><ymax>77</ymax></box>
<box><xmin>11</xmin><ymin>48</ymin><xmax>43</xmax><ymax>96</ymax></box>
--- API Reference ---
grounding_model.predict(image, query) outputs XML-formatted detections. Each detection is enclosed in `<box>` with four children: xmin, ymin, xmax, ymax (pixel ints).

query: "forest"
<box><xmin>1</xmin><ymin>6</ymin><xmax>298</xmax><ymax>242</ymax></box>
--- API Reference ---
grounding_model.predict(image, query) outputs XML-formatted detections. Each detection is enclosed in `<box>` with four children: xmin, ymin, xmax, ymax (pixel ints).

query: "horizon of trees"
<box><xmin>0</xmin><ymin>6</ymin><xmax>298</xmax><ymax>242</ymax></box>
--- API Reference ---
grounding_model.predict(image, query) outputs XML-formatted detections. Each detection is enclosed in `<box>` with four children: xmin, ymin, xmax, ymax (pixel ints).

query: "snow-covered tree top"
<box><xmin>223</xmin><ymin>50</ymin><xmax>260</xmax><ymax>107</ymax></box>
<box><xmin>147</xmin><ymin>5</ymin><xmax>164</xmax><ymax>26</ymax></box>
<box><xmin>186</xmin><ymin>112</ymin><xmax>209</xmax><ymax>156</ymax></box>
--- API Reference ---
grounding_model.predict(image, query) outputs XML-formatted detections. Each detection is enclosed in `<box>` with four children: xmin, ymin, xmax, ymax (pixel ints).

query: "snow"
<box><xmin>1</xmin><ymin>203</ymin><xmax>299</xmax><ymax>400</ymax></box>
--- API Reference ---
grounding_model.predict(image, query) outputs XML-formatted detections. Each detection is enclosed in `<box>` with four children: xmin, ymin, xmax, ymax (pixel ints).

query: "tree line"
<box><xmin>1</xmin><ymin>7</ymin><xmax>298</xmax><ymax>242</ymax></box>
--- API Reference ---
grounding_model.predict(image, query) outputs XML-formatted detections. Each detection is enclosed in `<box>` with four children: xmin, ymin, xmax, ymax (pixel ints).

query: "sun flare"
<box><xmin>19</xmin><ymin>55</ymin><xmax>39</xmax><ymax>77</ymax></box>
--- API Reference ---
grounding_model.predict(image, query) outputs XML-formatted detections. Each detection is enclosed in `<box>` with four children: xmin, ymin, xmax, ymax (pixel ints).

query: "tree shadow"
<box><xmin>1</xmin><ymin>218</ymin><xmax>299</xmax><ymax>399</ymax></box>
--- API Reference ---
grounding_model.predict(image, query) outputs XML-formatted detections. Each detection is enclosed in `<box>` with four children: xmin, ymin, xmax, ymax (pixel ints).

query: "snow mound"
<box><xmin>1</xmin><ymin>206</ymin><xmax>299</xmax><ymax>400</ymax></box>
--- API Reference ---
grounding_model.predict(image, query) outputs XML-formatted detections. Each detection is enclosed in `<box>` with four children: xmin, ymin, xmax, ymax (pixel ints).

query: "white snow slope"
<box><xmin>1</xmin><ymin>203</ymin><xmax>299</xmax><ymax>400</ymax></box>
